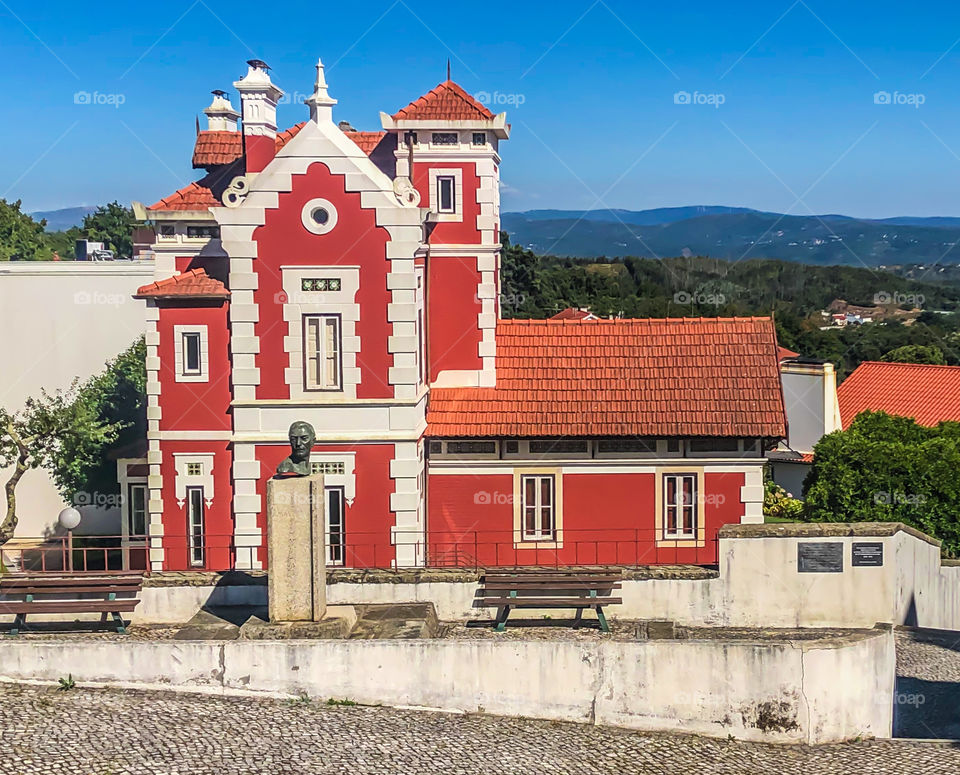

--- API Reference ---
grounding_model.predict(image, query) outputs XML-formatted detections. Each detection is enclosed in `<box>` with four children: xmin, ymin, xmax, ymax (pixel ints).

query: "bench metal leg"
<box><xmin>110</xmin><ymin>611</ymin><xmax>127</xmax><ymax>635</ymax></box>
<box><xmin>595</xmin><ymin>606</ymin><xmax>609</xmax><ymax>633</ymax></box>
<box><xmin>7</xmin><ymin>613</ymin><xmax>25</xmax><ymax>637</ymax></box>
<box><xmin>572</xmin><ymin>608</ymin><xmax>584</xmax><ymax>630</ymax></box>
<box><xmin>494</xmin><ymin>605</ymin><xmax>511</xmax><ymax>632</ymax></box>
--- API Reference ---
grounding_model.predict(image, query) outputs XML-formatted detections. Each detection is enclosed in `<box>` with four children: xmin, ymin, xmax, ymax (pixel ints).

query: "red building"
<box><xmin>128</xmin><ymin>58</ymin><xmax>787</xmax><ymax>572</ymax></box>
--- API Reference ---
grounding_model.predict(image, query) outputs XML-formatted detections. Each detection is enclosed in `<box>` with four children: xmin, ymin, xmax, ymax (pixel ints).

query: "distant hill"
<box><xmin>29</xmin><ymin>206</ymin><xmax>97</xmax><ymax>231</ymax></box>
<box><xmin>502</xmin><ymin>207</ymin><xmax>960</xmax><ymax>267</ymax></box>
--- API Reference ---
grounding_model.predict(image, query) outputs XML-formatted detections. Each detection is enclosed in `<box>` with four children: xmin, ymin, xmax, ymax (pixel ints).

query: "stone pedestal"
<box><xmin>266</xmin><ymin>474</ymin><xmax>326</xmax><ymax>622</ymax></box>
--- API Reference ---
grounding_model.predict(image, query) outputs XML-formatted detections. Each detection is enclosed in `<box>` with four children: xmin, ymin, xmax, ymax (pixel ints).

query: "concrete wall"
<box><xmin>0</xmin><ymin>261</ymin><xmax>152</xmax><ymax>537</ymax></box>
<box><xmin>0</xmin><ymin>628</ymin><xmax>894</xmax><ymax>744</ymax></box>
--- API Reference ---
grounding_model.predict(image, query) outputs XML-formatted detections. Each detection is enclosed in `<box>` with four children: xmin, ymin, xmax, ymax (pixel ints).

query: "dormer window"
<box><xmin>432</xmin><ymin>132</ymin><xmax>458</xmax><ymax>146</ymax></box>
<box><xmin>436</xmin><ymin>176</ymin><xmax>456</xmax><ymax>213</ymax></box>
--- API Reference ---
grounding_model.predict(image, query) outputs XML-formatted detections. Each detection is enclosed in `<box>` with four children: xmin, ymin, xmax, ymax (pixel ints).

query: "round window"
<box><xmin>301</xmin><ymin>198</ymin><xmax>338</xmax><ymax>235</ymax></box>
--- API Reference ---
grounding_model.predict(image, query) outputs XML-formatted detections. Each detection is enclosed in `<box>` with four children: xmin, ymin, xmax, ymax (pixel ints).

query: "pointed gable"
<box><xmin>134</xmin><ymin>268</ymin><xmax>230</xmax><ymax>300</ymax></box>
<box><xmin>392</xmin><ymin>80</ymin><xmax>494</xmax><ymax>121</ymax></box>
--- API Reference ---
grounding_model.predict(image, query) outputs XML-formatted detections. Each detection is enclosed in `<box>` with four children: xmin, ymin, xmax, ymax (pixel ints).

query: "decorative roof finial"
<box><xmin>306</xmin><ymin>57</ymin><xmax>337</xmax><ymax>124</ymax></box>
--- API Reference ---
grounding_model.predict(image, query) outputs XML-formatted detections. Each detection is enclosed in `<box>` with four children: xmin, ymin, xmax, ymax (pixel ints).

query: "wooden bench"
<box><xmin>479</xmin><ymin>569</ymin><xmax>622</xmax><ymax>632</ymax></box>
<box><xmin>0</xmin><ymin>572</ymin><xmax>144</xmax><ymax>636</ymax></box>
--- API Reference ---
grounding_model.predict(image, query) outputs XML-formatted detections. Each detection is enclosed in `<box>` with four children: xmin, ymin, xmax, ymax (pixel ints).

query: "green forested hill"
<box><xmin>500</xmin><ymin>236</ymin><xmax>960</xmax><ymax>378</ymax></box>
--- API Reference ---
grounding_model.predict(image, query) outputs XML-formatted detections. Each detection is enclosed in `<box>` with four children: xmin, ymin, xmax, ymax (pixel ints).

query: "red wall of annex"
<box><xmin>413</xmin><ymin>161</ymin><xmax>481</xmax><ymax>245</ymax></box>
<box><xmin>156</xmin><ymin>303</ymin><xmax>232</xmax><ymax>432</ymax></box>
<box><xmin>251</xmin><ymin>161</ymin><xmax>393</xmax><ymax>400</ymax></box>
<box><xmin>158</xmin><ymin>440</ymin><xmax>233</xmax><ymax>571</ymax></box>
<box><xmin>427</xmin><ymin>256</ymin><xmax>482</xmax><ymax>380</ymax></box>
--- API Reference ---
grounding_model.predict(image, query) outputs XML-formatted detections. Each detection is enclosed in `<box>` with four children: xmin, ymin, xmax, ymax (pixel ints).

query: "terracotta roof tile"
<box><xmin>427</xmin><ymin>317</ymin><xmax>787</xmax><ymax>438</ymax></box>
<box><xmin>191</xmin><ymin>124</ymin><xmax>384</xmax><ymax>168</ymax></box>
<box><xmin>392</xmin><ymin>80</ymin><xmax>494</xmax><ymax>121</ymax></box>
<box><xmin>147</xmin><ymin>181</ymin><xmax>220</xmax><ymax>212</ymax></box>
<box><xmin>134</xmin><ymin>268</ymin><xmax>229</xmax><ymax>300</ymax></box>
<box><xmin>838</xmin><ymin>361</ymin><xmax>960</xmax><ymax>428</ymax></box>
<box><xmin>550</xmin><ymin>307</ymin><xmax>597</xmax><ymax>320</ymax></box>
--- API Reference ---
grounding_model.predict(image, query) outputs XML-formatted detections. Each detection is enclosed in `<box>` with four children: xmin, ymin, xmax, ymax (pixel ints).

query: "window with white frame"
<box><xmin>521</xmin><ymin>474</ymin><xmax>556</xmax><ymax>541</ymax></box>
<box><xmin>663</xmin><ymin>474</ymin><xmax>697</xmax><ymax>538</ymax></box>
<box><xmin>127</xmin><ymin>483</ymin><xmax>147</xmax><ymax>537</ymax></box>
<box><xmin>327</xmin><ymin>486</ymin><xmax>346</xmax><ymax>566</ymax></box>
<box><xmin>187</xmin><ymin>486</ymin><xmax>205</xmax><ymax>567</ymax></box>
<box><xmin>303</xmin><ymin>314</ymin><xmax>342</xmax><ymax>391</ymax></box>
<box><xmin>436</xmin><ymin>175</ymin><xmax>456</xmax><ymax>213</ymax></box>
<box><xmin>174</xmin><ymin>325</ymin><xmax>208</xmax><ymax>382</ymax></box>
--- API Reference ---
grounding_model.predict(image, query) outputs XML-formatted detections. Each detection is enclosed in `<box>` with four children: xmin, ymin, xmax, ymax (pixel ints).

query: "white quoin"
<box><xmin>203</xmin><ymin>90</ymin><xmax>240</xmax><ymax>132</ymax></box>
<box><xmin>305</xmin><ymin>57</ymin><xmax>337</xmax><ymax>125</ymax></box>
<box><xmin>233</xmin><ymin>59</ymin><xmax>284</xmax><ymax>138</ymax></box>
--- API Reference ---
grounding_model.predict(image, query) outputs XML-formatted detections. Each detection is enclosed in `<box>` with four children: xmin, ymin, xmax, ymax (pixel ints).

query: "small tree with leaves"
<box><xmin>81</xmin><ymin>201</ymin><xmax>135</xmax><ymax>259</ymax></box>
<box><xmin>0</xmin><ymin>387</ymin><xmax>124</xmax><ymax>546</ymax></box>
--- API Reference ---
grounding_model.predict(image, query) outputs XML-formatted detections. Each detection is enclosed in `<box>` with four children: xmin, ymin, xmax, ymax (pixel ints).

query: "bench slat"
<box><xmin>481</xmin><ymin>582</ymin><xmax>621</xmax><ymax>590</ymax></box>
<box><xmin>3</xmin><ymin>600</ymin><xmax>140</xmax><ymax>614</ymax></box>
<box><xmin>480</xmin><ymin>597</ymin><xmax>622</xmax><ymax>607</ymax></box>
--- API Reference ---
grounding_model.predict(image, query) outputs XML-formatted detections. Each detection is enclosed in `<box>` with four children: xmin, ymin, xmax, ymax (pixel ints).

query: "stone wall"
<box><xmin>0</xmin><ymin>627</ymin><xmax>894</xmax><ymax>744</ymax></box>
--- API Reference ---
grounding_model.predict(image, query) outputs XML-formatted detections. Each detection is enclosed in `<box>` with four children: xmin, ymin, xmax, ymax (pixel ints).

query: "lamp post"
<box><xmin>58</xmin><ymin>507</ymin><xmax>81</xmax><ymax>573</ymax></box>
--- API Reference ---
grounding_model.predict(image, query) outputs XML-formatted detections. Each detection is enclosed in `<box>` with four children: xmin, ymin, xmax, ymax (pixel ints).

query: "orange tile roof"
<box><xmin>134</xmin><ymin>268</ymin><xmax>229</xmax><ymax>300</ymax></box>
<box><xmin>778</xmin><ymin>345</ymin><xmax>799</xmax><ymax>361</ymax></box>
<box><xmin>427</xmin><ymin>317</ymin><xmax>787</xmax><ymax>438</ymax></box>
<box><xmin>147</xmin><ymin>181</ymin><xmax>220</xmax><ymax>212</ymax></box>
<box><xmin>191</xmin><ymin>124</ymin><xmax>385</xmax><ymax>167</ymax></box>
<box><xmin>838</xmin><ymin>361</ymin><xmax>960</xmax><ymax>428</ymax></box>
<box><xmin>392</xmin><ymin>80</ymin><xmax>494</xmax><ymax>121</ymax></box>
<box><xmin>550</xmin><ymin>307</ymin><xmax>597</xmax><ymax>320</ymax></box>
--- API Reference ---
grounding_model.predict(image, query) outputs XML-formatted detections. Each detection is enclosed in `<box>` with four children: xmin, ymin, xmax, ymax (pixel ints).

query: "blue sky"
<box><xmin>4</xmin><ymin>0</ymin><xmax>960</xmax><ymax>217</ymax></box>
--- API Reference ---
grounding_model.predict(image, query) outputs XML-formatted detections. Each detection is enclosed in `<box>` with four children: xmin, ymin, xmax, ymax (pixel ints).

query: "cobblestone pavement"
<box><xmin>895</xmin><ymin>629</ymin><xmax>960</xmax><ymax>739</ymax></box>
<box><xmin>1</xmin><ymin>683</ymin><xmax>959</xmax><ymax>775</ymax></box>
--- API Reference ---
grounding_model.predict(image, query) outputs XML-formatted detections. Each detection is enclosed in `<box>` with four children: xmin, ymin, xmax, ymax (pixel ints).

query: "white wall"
<box><xmin>0</xmin><ymin>628</ymin><xmax>894</xmax><ymax>744</ymax></box>
<box><xmin>0</xmin><ymin>262</ymin><xmax>152</xmax><ymax>537</ymax></box>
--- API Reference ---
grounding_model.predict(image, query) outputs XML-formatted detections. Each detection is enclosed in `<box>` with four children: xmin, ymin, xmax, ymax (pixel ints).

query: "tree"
<box><xmin>0</xmin><ymin>199</ymin><xmax>50</xmax><ymax>261</ymax></box>
<box><xmin>82</xmin><ymin>201</ymin><xmax>135</xmax><ymax>258</ymax></box>
<box><xmin>0</xmin><ymin>338</ymin><xmax>145</xmax><ymax>545</ymax></box>
<box><xmin>880</xmin><ymin>344</ymin><xmax>946</xmax><ymax>365</ymax></box>
<box><xmin>804</xmin><ymin>411</ymin><xmax>960</xmax><ymax>555</ymax></box>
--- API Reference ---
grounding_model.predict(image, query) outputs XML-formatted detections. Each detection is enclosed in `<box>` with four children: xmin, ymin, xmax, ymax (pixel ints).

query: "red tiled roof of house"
<box><xmin>778</xmin><ymin>345</ymin><xmax>799</xmax><ymax>361</ymax></box>
<box><xmin>147</xmin><ymin>181</ymin><xmax>220</xmax><ymax>212</ymax></box>
<box><xmin>392</xmin><ymin>80</ymin><xmax>494</xmax><ymax>121</ymax></box>
<box><xmin>191</xmin><ymin>124</ymin><xmax>385</xmax><ymax>167</ymax></box>
<box><xmin>550</xmin><ymin>307</ymin><xmax>597</xmax><ymax>321</ymax></box>
<box><xmin>426</xmin><ymin>317</ymin><xmax>787</xmax><ymax>438</ymax></box>
<box><xmin>134</xmin><ymin>268</ymin><xmax>229</xmax><ymax>300</ymax></box>
<box><xmin>838</xmin><ymin>361</ymin><xmax>960</xmax><ymax>428</ymax></box>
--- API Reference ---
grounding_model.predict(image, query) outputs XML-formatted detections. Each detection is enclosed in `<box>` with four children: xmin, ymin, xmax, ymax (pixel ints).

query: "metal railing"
<box><xmin>1</xmin><ymin>527</ymin><xmax>720</xmax><ymax>574</ymax></box>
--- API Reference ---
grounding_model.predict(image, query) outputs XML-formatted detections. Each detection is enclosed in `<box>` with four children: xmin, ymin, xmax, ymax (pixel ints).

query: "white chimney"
<box><xmin>203</xmin><ymin>90</ymin><xmax>240</xmax><ymax>132</ymax></box>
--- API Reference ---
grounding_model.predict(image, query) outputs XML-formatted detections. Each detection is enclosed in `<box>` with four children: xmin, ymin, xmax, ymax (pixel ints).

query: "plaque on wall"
<box><xmin>852</xmin><ymin>542</ymin><xmax>884</xmax><ymax>567</ymax></box>
<box><xmin>798</xmin><ymin>542</ymin><xmax>843</xmax><ymax>573</ymax></box>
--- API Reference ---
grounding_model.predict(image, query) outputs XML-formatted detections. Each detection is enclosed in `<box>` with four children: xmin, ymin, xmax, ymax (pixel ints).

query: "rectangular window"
<box><xmin>688</xmin><ymin>438</ymin><xmax>740</xmax><ymax>453</ymax></box>
<box><xmin>529</xmin><ymin>440</ymin><xmax>588</xmax><ymax>454</ymax></box>
<box><xmin>436</xmin><ymin>175</ymin><xmax>456</xmax><ymax>213</ymax></box>
<box><xmin>186</xmin><ymin>225</ymin><xmax>219</xmax><ymax>239</ymax></box>
<box><xmin>446</xmin><ymin>441</ymin><xmax>497</xmax><ymax>454</ymax></box>
<box><xmin>303</xmin><ymin>315</ymin><xmax>342</xmax><ymax>390</ymax></box>
<box><xmin>187</xmin><ymin>487</ymin><xmax>205</xmax><ymax>567</ymax></box>
<box><xmin>158</xmin><ymin>224</ymin><xmax>176</xmax><ymax>239</ymax></box>
<box><xmin>663</xmin><ymin>474</ymin><xmax>697</xmax><ymax>539</ymax></box>
<box><xmin>310</xmin><ymin>461</ymin><xmax>345</xmax><ymax>476</ymax></box>
<box><xmin>403</xmin><ymin>131</ymin><xmax>418</xmax><ymax>146</ymax></box>
<box><xmin>181</xmin><ymin>332</ymin><xmax>202</xmax><ymax>375</ymax></box>
<box><xmin>432</xmin><ymin>132</ymin><xmax>458</xmax><ymax>145</ymax></box>
<box><xmin>185</xmin><ymin>462</ymin><xmax>203</xmax><ymax>476</ymax></box>
<box><xmin>127</xmin><ymin>484</ymin><xmax>147</xmax><ymax>537</ymax></box>
<box><xmin>521</xmin><ymin>474</ymin><xmax>555</xmax><ymax>541</ymax></box>
<box><xmin>597</xmin><ymin>439</ymin><xmax>656</xmax><ymax>454</ymax></box>
<box><xmin>327</xmin><ymin>486</ymin><xmax>346</xmax><ymax>566</ymax></box>
<box><xmin>472</xmin><ymin>132</ymin><xmax>486</xmax><ymax>146</ymax></box>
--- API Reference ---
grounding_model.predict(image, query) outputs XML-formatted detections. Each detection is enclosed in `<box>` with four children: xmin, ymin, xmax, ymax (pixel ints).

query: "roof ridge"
<box><xmin>858</xmin><ymin>360</ymin><xmax>960</xmax><ymax>370</ymax></box>
<box><xmin>498</xmin><ymin>316</ymin><xmax>775</xmax><ymax>325</ymax></box>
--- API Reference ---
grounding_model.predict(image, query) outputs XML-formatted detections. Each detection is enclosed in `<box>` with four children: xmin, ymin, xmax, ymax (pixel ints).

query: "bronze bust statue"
<box><xmin>276</xmin><ymin>421</ymin><xmax>316</xmax><ymax>476</ymax></box>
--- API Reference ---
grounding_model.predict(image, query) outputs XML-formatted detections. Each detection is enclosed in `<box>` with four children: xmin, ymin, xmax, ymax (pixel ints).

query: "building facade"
<box><xmin>130</xmin><ymin>58</ymin><xmax>787</xmax><ymax>572</ymax></box>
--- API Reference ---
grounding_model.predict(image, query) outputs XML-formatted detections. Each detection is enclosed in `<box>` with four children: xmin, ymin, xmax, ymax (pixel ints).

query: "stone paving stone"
<box><xmin>0</xmin><ymin>682</ymin><xmax>958</xmax><ymax>775</ymax></box>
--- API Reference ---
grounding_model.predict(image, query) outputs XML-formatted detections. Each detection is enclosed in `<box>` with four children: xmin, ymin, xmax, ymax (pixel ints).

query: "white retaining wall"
<box><xmin>0</xmin><ymin>628</ymin><xmax>894</xmax><ymax>744</ymax></box>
